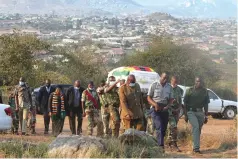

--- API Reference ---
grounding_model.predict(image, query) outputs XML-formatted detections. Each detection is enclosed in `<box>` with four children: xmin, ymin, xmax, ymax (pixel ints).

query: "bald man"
<box><xmin>119</xmin><ymin>75</ymin><xmax>144</xmax><ymax>132</ymax></box>
<box><xmin>147</xmin><ymin>72</ymin><xmax>173</xmax><ymax>151</ymax></box>
<box><xmin>184</xmin><ymin>77</ymin><xmax>209</xmax><ymax>154</ymax></box>
<box><xmin>66</xmin><ymin>80</ymin><xmax>85</xmax><ymax>135</ymax></box>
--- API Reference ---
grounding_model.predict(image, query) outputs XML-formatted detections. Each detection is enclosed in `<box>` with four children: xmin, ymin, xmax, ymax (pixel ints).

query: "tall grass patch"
<box><xmin>90</xmin><ymin>138</ymin><xmax>166</xmax><ymax>158</ymax></box>
<box><xmin>0</xmin><ymin>141</ymin><xmax>48</xmax><ymax>158</ymax></box>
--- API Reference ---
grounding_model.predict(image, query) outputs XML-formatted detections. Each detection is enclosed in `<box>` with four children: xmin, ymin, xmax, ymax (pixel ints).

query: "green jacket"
<box><xmin>184</xmin><ymin>87</ymin><xmax>210</xmax><ymax>112</ymax></box>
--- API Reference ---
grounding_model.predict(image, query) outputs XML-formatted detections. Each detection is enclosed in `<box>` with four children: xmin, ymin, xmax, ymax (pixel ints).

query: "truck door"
<box><xmin>208</xmin><ymin>90</ymin><xmax>223</xmax><ymax>113</ymax></box>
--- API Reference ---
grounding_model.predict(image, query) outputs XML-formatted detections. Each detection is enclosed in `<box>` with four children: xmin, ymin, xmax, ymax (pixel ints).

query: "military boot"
<box><xmin>173</xmin><ymin>142</ymin><xmax>181</xmax><ymax>152</ymax></box>
<box><xmin>169</xmin><ymin>141</ymin><xmax>181</xmax><ymax>152</ymax></box>
<box><xmin>31</xmin><ymin>128</ymin><xmax>36</xmax><ymax>134</ymax></box>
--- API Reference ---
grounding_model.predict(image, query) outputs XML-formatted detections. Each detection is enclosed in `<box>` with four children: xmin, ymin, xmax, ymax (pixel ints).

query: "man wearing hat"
<box><xmin>14</xmin><ymin>77</ymin><xmax>33</xmax><ymax>135</ymax></box>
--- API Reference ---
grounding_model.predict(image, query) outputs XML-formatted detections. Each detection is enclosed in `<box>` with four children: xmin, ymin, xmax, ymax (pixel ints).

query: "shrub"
<box><xmin>177</xmin><ymin>124</ymin><xmax>193</xmax><ymax>144</ymax></box>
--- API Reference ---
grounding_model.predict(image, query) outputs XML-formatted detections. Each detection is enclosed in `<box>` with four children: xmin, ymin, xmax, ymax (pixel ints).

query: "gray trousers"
<box><xmin>187</xmin><ymin>111</ymin><xmax>205</xmax><ymax>150</ymax></box>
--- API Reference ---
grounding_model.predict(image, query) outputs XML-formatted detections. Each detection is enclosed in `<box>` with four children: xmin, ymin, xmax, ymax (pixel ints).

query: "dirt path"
<box><xmin>0</xmin><ymin>115</ymin><xmax>237</xmax><ymax>158</ymax></box>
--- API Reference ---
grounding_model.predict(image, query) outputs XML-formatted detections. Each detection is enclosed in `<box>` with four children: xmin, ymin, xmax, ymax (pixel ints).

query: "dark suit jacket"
<box><xmin>66</xmin><ymin>86</ymin><xmax>85</xmax><ymax>114</ymax></box>
<box><xmin>38</xmin><ymin>86</ymin><xmax>55</xmax><ymax>110</ymax></box>
<box><xmin>0</xmin><ymin>96</ymin><xmax>2</xmax><ymax>104</ymax></box>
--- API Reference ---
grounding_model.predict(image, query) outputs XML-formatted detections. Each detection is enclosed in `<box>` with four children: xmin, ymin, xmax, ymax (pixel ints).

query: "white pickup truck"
<box><xmin>178</xmin><ymin>85</ymin><xmax>237</xmax><ymax>119</ymax></box>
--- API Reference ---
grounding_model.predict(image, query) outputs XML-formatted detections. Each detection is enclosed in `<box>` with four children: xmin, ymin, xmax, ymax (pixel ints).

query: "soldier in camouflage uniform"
<box><xmin>103</xmin><ymin>76</ymin><xmax>121</xmax><ymax>137</ymax></box>
<box><xmin>8</xmin><ymin>93</ymin><xmax>19</xmax><ymax>135</ymax></box>
<box><xmin>168</xmin><ymin>76</ymin><xmax>182</xmax><ymax>152</ymax></box>
<box><xmin>97</xmin><ymin>80</ymin><xmax>111</xmax><ymax>137</ymax></box>
<box><xmin>142</xmin><ymin>93</ymin><xmax>154</xmax><ymax>135</ymax></box>
<box><xmin>27</xmin><ymin>91</ymin><xmax>36</xmax><ymax>134</ymax></box>
<box><xmin>82</xmin><ymin>81</ymin><xmax>103</xmax><ymax>136</ymax></box>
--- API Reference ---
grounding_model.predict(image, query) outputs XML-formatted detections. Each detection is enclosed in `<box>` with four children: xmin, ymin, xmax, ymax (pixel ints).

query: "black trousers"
<box><xmin>43</xmin><ymin>108</ymin><xmax>50</xmax><ymax>132</ymax></box>
<box><xmin>69</xmin><ymin>107</ymin><xmax>83</xmax><ymax>135</ymax></box>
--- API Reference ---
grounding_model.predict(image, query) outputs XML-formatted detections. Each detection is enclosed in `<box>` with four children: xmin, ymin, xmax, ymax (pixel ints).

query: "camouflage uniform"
<box><xmin>8</xmin><ymin>95</ymin><xmax>19</xmax><ymax>134</ymax></box>
<box><xmin>168</xmin><ymin>86</ymin><xmax>182</xmax><ymax>143</ymax></box>
<box><xmin>104</xmin><ymin>86</ymin><xmax>120</xmax><ymax>137</ymax></box>
<box><xmin>97</xmin><ymin>86</ymin><xmax>110</xmax><ymax>136</ymax></box>
<box><xmin>82</xmin><ymin>88</ymin><xmax>103</xmax><ymax>136</ymax></box>
<box><xmin>142</xmin><ymin>93</ymin><xmax>154</xmax><ymax>135</ymax></box>
<box><xmin>27</xmin><ymin>93</ymin><xmax>36</xmax><ymax>134</ymax></box>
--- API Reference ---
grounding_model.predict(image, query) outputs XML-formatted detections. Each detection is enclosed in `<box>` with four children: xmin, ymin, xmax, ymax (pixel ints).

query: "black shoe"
<box><xmin>193</xmin><ymin>149</ymin><xmax>202</xmax><ymax>154</ymax></box>
<box><xmin>21</xmin><ymin>132</ymin><xmax>29</xmax><ymax>136</ymax></box>
<box><xmin>31</xmin><ymin>130</ymin><xmax>36</xmax><ymax>134</ymax></box>
<box><xmin>160</xmin><ymin>146</ymin><xmax>165</xmax><ymax>153</ymax></box>
<box><xmin>44</xmin><ymin>131</ymin><xmax>48</xmax><ymax>135</ymax></box>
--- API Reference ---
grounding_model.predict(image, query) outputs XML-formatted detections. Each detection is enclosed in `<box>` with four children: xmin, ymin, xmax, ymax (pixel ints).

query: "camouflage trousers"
<box><xmin>27</xmin><ymin>109</ymin><xmax>36</xmax><ymax>134</ymax></box>
<box><xmin>146</xmin><ymin>116</ymin><xmax>155</xmax><ymax>135</ymax></box>
<box><xmin>101</xmin><ymin>105</ymin><xmax>120</xmax><ymax>137</ymax></box>
<box><xmin>85</xmin><ymin>108</ymin><xmax>103</xmax><ymax>136</ymax></box>
<box><xmin>144</xmin><ymin>108</ymin><xmax>155</xmax><ymax>135</ymax></box>
<box><xmin>10</xmin><ymin>108</ymin><xmax>19</xmax><ymax>133</ymax></box>
<box><xmin>101</xmin><ymin>106</ymin><xmax>110</xmax><ymax>136</ymax></box>
<box><xmin>168</xmin><ymin>112</ymin><xmax>179</xmax><ymax>142</ymax></box>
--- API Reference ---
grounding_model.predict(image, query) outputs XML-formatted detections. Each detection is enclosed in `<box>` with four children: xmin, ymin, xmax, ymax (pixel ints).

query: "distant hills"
<box><xmin>146</xmin><ymin>12</ymin><xmax>177</xmax><ymax>21</ymax></box>
<box><xmin>0</xmin><ymin>0</ymin><xmax>236</xmax><ymax>18</ymax></box>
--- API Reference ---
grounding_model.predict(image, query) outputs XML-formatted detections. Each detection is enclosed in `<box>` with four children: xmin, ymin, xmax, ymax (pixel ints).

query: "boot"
<box><xmin>31</xmin><ymin>128</ymin><xmax>36</xmax><ymax>134</ymax></box>
<box><xmin>173</xmin><ymin>142</ymin><xmax>181</xmax><ymax>152</ymax></box>
<box><xmin>168</xmin><ymin>141</ymin><xmax>173</xmax><ymax>149</ymax></box>
<box><xmin>15</xmin><ymin>129</ymin><xmax>19</xmax><ymax>135</ymax></box>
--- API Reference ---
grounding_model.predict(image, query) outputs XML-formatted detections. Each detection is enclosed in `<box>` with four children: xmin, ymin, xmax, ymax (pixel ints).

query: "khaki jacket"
<box><xmin>119</xmin><ymin>83</ymin><xmax>144</xmax><ymax>119</ymax></box>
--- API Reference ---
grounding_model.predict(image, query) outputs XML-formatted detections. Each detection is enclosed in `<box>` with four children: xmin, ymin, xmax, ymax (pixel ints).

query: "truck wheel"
<box><xmin>224</xmin><ymin>107</ymin><xmax>236</xmax><ymax>119</ymax></box>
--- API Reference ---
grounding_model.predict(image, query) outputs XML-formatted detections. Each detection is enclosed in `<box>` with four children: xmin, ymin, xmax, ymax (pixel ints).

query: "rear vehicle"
<box><xmin>178</xmin><ymin>85</ymin><xmax>237</xmax><ymax>119</ymax></box>
<box><xmin>0</xmin><ymin>104</ymin><xmax>12</xmax><ymax>131</ymax></box>
<box><xmin>33</xmin><ymin>84</ymin><xmax>73</xmax><ymax>114</ymax></box>
<box><xmin>107</xmin><ymin>66</ymin><xmax>160</xmax><ymax>93</ymax></box>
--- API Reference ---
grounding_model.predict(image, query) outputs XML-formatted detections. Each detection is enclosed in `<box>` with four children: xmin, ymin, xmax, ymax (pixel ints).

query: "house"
<box><xmin>109</xmin><ymin>48</ymin><xmax>124</xmax><ymax>57</ymax></box>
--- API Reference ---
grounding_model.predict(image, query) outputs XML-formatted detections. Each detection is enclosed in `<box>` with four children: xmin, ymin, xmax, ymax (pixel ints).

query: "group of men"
<box><xmin>5</xmin><ymin>72</ymin><xmax>209</xmax><ymax>154</ymax></box>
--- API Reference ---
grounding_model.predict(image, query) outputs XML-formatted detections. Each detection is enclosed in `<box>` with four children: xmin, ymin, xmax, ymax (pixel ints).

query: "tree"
<box><xmin>0</xmin><ymin>32</ymin><xmax>50</xmax><ymax>86</ymax></box>
<box><xmin>120</xmin><ymin>37</ymin><xmax>220</xmax><ymax>87</ymax></box>
<box><xmin>56</xmin><ymin>46</ymin><xmax>108</xmax><ymax>87</ymax></box>
<box><xmin>124</xmin><ymin>40</ymin><xmax>132</xmax><ymax>48</ymax></box>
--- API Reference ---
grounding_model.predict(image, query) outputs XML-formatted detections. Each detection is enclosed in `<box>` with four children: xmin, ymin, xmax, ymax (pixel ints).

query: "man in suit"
<box><xmin>66</xmin><ymin>80</ymin><xmax>85</xmax><ymax>135</ymax></box>
<box><xmin>38</xmin><ymin>79</ymin><xmax>55</xmax><ymax>134</ymax></box>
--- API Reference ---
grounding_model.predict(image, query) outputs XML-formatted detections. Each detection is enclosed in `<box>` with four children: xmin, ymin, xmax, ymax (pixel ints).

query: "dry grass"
<box><xmin>90</xmin><ymin>138</ymin><xmax>166</xmax><ymax>158</ymax></box>
<box><xmin>0</xmin><ymin>141</ymin><xmax>48</xmax><ymax>158</ymax></box>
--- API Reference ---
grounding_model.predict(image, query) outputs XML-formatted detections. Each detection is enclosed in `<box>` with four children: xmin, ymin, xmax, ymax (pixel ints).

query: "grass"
<box><xmin>0</xmin><ymin>141</ymin><xmax>48</xmax><ymax>158</ymax></box>
<box><xmin>90</xmin><ymin>138</ymin><xmax>166</xmax><ymax>158</ymax></box>
<box><xmin>177</xmin><ymin>124</ymin><xmax>193</xmax><ymax>144</ymax></box>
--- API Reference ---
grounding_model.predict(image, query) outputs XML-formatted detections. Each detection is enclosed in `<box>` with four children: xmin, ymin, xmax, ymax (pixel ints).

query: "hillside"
<box><xmin>146</xmin><ymin>12</ymin><xmax>177</xmax><ymax>21</ymax></box>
